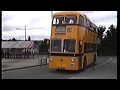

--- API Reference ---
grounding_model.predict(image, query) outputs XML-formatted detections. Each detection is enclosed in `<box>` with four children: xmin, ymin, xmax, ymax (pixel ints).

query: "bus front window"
<box><xmin>51</xmin><ymin>40</ymin><xmax>62</xmax><ymax>52</ymax></box>
<box><xmin>65</xmin><ymin>16</ymin><xmax>77</xmax><ymax>24</ymax></box>
<box><xmin>63</xmin><ymin>39</ymin><xmax>76</xmax><ymax>53</ymax></box>
<box><xmin>52</xmin><ymin>16</ymin><xmax>64</xmax><ymax>25</ymax></box>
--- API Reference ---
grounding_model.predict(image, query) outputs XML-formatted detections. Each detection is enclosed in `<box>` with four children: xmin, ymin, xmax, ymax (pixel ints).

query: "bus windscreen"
<box><xmin>51</xmin><ymin>39</ymin><xmax>62</xmax><ymax>52</ymax></box>
<box><xmin>63</xmin><ymin>39</ymin><xmax>76</xmax><ymax>53</ymax></box>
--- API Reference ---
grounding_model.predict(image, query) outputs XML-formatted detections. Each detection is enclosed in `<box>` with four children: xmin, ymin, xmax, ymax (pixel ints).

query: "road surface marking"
<box><xmin>95</xmin><ymin>57</ymin><xmax>113</xmax><ymax>68</ymax></box>
<box><xmin>59</xmin><ymin>75</ymin><xmax>73</xmax><ymax>79</ymax></box>
<box><xmin>68</xmin><ymin>57</ymin><xmax>113</xmax><ymax>79</ymax></box>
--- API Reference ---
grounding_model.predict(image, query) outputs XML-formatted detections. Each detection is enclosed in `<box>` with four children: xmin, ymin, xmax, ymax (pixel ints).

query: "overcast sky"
<box><xmin>2</xmin><ymin>11</ymin><xmax>117</xmax><ymax>40</ymax></box>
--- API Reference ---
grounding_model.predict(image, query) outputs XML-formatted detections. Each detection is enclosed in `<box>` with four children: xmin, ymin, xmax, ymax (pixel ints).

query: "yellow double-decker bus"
<box><xmin>49</xmin><ymin>11</ymin><xmax>98</xmax><ymax>71</ymax></box>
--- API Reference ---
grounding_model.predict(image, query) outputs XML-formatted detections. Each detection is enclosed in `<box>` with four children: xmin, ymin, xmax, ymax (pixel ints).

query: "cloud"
<box><xmin>2</xmin><ymin>15</ymin><xmax>14</xmax><ymax>22</ymax></box>
<box><xmin>79</xmin><ymin>11</ymin><xmax>97</xmax><ymax>15</ymax></box>
<box><xmin>2</xmin><ymin>25</ymin><xmax>15</xmax><ymax>32</ymax></box>
<box><xmin>80</xmin><ymin>11</ymin><xmax>117</xmax><ymax>22</ymax></box>
<box><xmin>30</xmin><ymin>34</ymin><xmax>50</xmax><ymax>40</ymax></box>
<box><xmin>2</xmin><ymin>11</ymin><xmax>51</xmax><ymax>33</ymax></box>
<box><xmin>2</xmin><ymin>28</ymin><xmax>51</xmax><ymax>40</ymax></box>
<box><xmin>2</xmin><ymin>11</ymin><xmax>16</xmax><ymax>21</ymax></box>
<box><xmin>2</xmin><ymin>11</ymin><xmax>117</xmax><ymax>40</ymax></box>
<box><xmin>28</xmin><ymin>15</ymin><xmax>51</xmax><ymax>29</ymax></box>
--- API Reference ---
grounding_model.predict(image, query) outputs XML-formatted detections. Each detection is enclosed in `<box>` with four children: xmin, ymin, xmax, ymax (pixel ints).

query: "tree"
<box><xmin>28</xmin><ymin>36</ymin><xmax>31</xmax><ymax>41</ymax></box>
<box><xmin>39</xmin><ymin>39</ymin><xmax>49</xmax><ymax>55</ymax></box>
<box><xmin>8</xmin><ymin>39</ymin><xmax>12</xmax><ymax>41</ymax></box>
<box><xmin>12</xmin><ymin>38</ymin><xmax>17</xmax><ymax>41</ymax></box>
<box><xmin>39</xmin><ymin>40</ymin><xmax>45</xmax><ymax>54</ymax></box>
<box><xmin>97</xmin><ymin>26</ymin><xmax>106</xmax><ymax>55</ymax></box>
<box><xmin>97</xmin><ymin>26</ymin><xmax>106</xmax><ymax>42</ymax></box>
<box><xmin>102</xmin><ymin>24</ymin><xmax>117</xmax><ymax>55</ymax></box>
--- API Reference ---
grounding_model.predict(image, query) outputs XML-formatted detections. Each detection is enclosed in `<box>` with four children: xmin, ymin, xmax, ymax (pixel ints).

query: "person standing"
<box><xmin>32</xmin><ymin>49</ymin><xmax>34</xmax><ymax>59</ymax></box>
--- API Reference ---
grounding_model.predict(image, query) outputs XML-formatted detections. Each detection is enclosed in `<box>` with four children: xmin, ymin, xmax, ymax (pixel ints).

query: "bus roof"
<box><xmin>53</xmin><ymin>11</ymin><xmax>90</xmax><ymax>21</ymax></box>
<box><xmin>53</xmin><ymin>11</ymin><xmax>80</xmax><ymax>16</ymax></box>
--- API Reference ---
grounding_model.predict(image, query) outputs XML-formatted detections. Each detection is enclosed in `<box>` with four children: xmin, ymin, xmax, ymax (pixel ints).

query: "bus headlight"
<box><xmin>71</xmin><ymin>59</ymin><xmax>75</xmax><ymax>62</ymax></box>
<box><xmin>67</xmin><ymin>28</ymin><xmax>72</xmax><ymax>32</ymax></box>
<box><xmin>50</xmin><ymin>58</ymin><xmax>53</xmax><ymax>61</ymax></box>
<box><xmin>71</xmin><ymin>63</ymin><xmax>75</xmax><ymax>68</ymax></box>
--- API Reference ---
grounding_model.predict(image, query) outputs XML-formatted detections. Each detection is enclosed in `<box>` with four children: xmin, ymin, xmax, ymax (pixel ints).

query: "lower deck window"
<box><xmin>51</xmin><ymin>40</ymin><xmax>62</xmax><ymax>52</ymax></box>
<box><xmin>63</xmin><ymin>39</ymin><xmax>76</xmax><ymax>52</ymax></box>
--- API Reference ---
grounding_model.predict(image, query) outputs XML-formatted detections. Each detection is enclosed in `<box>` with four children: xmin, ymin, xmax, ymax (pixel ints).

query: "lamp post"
<box><xmin>16</xmin><ymin>25</ymin><xmax>27</xmax><ymax>41</ymax></box>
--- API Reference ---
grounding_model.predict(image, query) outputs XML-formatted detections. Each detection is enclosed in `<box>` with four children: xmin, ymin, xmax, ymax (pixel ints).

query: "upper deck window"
<box><xmin>65</xmin><ymin>16</ymin><xmax>77</xmax><ymax>24</ymax></box>
<box><xmin>52</xmin><ymin>16</ymin><xmax>64</xmax><ymax>25</ymax></box>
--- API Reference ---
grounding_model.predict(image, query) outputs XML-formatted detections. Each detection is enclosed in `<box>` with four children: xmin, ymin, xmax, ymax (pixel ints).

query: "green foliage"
<box><xmin>28</xmin><ymin>36</ymin><xmax>31</xmax><ymax>41</ymax></box>
<box><xmin>97</xmin><ymin>24</ymin><xmax>117</xmax><ymax>56</ymax></box>
<box><xmin>39</xmin><ymin>39</ymin><xmax>49</xmax><ymax>54</ymax></box>
<box><xmin>98</xmin><ymin>26</ymin><xmax>106</xmax><ymax>40</ymax></box>
<box><xmin>11</xmin><ymin>38</ymin><xmax>17</xmax><ymax>41</ymax></box>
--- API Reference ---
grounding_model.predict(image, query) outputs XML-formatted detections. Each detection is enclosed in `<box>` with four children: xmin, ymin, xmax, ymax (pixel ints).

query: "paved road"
<box><xmin>68</xmin><ymin>56</ymin><xmax>117</xmax><ymax>79</ymax></box>
<box><xmin>2</xmin><ymin>56</ymin><xmax>117</xmax><ymax>79</ymax></box>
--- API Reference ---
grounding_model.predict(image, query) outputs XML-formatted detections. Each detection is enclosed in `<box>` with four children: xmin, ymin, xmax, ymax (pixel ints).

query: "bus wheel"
<box><xmin>83</xmin><ymin>59</ymin><xmax>87</xmax><ymax>71</ymax></box>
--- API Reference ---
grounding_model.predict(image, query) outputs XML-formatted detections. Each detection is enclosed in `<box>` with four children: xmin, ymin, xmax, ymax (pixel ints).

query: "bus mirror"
<box><xmin>96</xmin><ymin>38</ymin><xmax>101</xmax><ymax>44</ymax></box>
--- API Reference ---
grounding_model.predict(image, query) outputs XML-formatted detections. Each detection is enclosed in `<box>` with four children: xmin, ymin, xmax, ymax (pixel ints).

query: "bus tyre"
<box><xmin>83</xmin><ymin>59</ymin><xmax>87</xmax><ymax>71</ymax></box>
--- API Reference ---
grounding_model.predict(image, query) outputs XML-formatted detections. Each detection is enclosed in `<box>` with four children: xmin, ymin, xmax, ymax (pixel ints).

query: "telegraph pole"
<box><xmin>25</xmin><ymin>25</ymin><xmax>26</xmax><ymax>41</ymax></box>
<box><xmin>16</xmin><ymin>25</ymin><xmax>27</xmax><ymax>41</ymax></box>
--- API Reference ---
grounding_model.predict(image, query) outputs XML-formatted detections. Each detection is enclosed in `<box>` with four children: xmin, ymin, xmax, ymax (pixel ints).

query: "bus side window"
<box><xmin>83</xmin><ymin>18</ymin><xmax>86</xmax><ymax>27</ymax></box>
<box><xmin>80</xmin><ymin>16</ymin><xmax>84</xmax><ymax>26</ymax></box>
<box><xmin>86</xmin><ymin>20</ymin><xmax>90</xmax><ymax>29</ymax></box>
<box><xmin>93</xmin><ymin>26</ymin><xmax>96</xmax><ymax>32</ymax></box>
<box><xmin>90</xmin><ymin>22</ymin><xmax>92</xmax><ymax>28</ymax></box>
<box><xmin>90</xmin><ymin>22</ymin><xmax>94</xmax><ymax>31</ymax></box>
<box><xmin>84</xmin><ymin>18</ymin><xmax>88</xmax><ymax>28</ymax></box>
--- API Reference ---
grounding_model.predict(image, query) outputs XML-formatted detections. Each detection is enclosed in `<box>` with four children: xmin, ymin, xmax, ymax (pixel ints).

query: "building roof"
<box><xmin>2</xmin><ymin>41</ymin><xmax>36</xmax><ymax>49</ymax></box>
<box><xmin>2</xmin><ymin>41</ymin><xmax>17</xmax><ymax>48</ymax></box>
